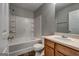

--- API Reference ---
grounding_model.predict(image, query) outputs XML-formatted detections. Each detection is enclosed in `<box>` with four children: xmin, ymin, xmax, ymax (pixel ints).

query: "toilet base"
<box><xmin>35</xmin><ymin>51</ymin><xmax>41</xmax><ymax>56</ymax></box>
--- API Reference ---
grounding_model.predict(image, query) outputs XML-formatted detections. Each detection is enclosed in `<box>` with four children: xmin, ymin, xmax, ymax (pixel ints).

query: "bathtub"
<box><xmin>9</xmin><ymin>37</ymin><xmax>41</xmax><ymax>56</ymax></box>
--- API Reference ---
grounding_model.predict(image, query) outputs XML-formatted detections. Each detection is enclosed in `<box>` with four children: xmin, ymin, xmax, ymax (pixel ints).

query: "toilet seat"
<box><xmin>33</xmin><ymin>44</ymin><xmax>44</xmax><ymax>51</ymax></box>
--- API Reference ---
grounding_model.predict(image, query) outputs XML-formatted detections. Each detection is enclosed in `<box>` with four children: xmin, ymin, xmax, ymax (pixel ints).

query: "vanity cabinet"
<box><xmin>45</xmin><ymin>45</ymin><xmax>54</xmax><ymax>56</ymax></box>
<box><xmin>45</xmin><ymin>39</ymin><xmax>55</xmax><ymax>56</ymax></box>
<box><xmin>55</xmin><ymin>43</ymin><xmax>79</xmax><ymax>56</ymax></box>
<box><xmin>44</xmin><ymin>39</ymin><xmax>79</xmax><ymax>56</ymax></box>
<box><xmin>55</xmin><ymin>50</ymin><xmax>64</xmax><ymax>56</ymax></box>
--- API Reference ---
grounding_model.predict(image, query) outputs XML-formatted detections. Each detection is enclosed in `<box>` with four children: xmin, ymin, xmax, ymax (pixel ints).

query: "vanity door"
<box><xmin>45</xmin><ymin>45</ymin><xmax>54</xmax><ymax>56</ymax></box>
<box><xmin>45</xmin><ymin>39</ymin><xmax>55</xmax><ymax>56</ymax></box>
<box><xmin>55</xmin><ymin>50</ymin><xmax>64</xmax><ymax>56</ymax></box>
<box><xmin>55</xmin><ymin>43</ymin><xmax>79</xmax><ymax>56</ymax></box>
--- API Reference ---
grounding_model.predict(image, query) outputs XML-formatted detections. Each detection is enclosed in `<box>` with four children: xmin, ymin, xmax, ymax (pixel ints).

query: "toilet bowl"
<box><xmin>33</xmin><ymin>43</ymin><xmax>44</xmax><ymax>56</ymax></box>
<box><xmin>33</xmin><ymin>37</ymin><xmax>44</xmax><ymax>56</ymax></box>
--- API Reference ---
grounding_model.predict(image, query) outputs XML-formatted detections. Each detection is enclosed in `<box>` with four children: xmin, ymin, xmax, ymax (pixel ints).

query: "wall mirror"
<box><xmin>55</xmin><ymin>3</ymin><xmax>79</xmax><ymax>34</ymax></box>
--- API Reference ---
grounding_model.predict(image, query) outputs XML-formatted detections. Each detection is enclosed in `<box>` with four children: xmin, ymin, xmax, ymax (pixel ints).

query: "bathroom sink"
<box><xmin>67</xmin><ymin>37</ymin><xmax>79</xmax><ymax>42</ymax></box>
<box><xmin>53</xmin><ymin>35</ymin><xmax>79</xmax><ymax>42</ymax></box>
<box><xmin>54</xmin><ymin>36</ymin><xmax>70</xmax><ymax>41</ymax></box>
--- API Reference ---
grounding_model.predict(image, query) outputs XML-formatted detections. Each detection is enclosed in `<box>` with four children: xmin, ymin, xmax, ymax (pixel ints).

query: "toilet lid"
<box><xmin>33</xmin><ymin>44</ymin><xmax>44</xmax><ymax>48</ymax></box>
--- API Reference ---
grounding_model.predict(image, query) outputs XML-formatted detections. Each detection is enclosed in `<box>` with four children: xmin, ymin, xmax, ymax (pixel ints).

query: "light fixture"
<box><xmin>53</xmin><ymin>2</ymin><xmax>56</xmax><ymax>4</ymax></box>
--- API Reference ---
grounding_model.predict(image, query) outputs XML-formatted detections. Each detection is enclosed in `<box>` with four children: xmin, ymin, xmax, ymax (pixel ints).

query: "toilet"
<box><xmin>33</xmin><ymin>37</ymin><xmax>44</xmax><ymax>56</ymax></box>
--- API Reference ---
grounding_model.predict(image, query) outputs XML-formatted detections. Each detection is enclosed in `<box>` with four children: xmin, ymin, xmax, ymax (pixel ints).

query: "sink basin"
<box><xmin>53</xmin><ymin>35</ymin><xmax>79</xmax><ymax>42</ymax></box>
<box><xmin>68</xmin><ymin>38</ymin><xmax>79</xmax><ymax>42</ymax></box>
<box><xmin>54</xmin><ymin>36</ymin><xmax>70</xmax><ymax>41</ymax></box>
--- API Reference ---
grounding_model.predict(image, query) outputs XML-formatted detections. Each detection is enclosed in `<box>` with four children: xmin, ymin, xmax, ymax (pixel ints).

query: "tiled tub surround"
<box><xmin>9</xmin><ymin>15</ymin><xmax>35</xmax><ymax>56</ymax></box>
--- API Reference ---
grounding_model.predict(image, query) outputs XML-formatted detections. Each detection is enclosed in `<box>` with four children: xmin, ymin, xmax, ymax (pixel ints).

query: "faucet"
<box><xmin>62</xmin><ymin>35</ymin><xmax>67</xmax><ymax>38</ymax></box>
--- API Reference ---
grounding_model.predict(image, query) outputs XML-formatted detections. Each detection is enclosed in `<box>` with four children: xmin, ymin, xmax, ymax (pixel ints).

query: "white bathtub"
<box><xmin>9</xmin><ymin>37</ymin><xmax>41</xmax><ymax>56</ymax></box>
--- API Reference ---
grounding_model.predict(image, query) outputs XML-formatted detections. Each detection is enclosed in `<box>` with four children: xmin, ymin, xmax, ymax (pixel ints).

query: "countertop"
<box><xmin>43</xmin><ymin>35</ymin><xmax>79</xmax><ymax>51</ymax></box>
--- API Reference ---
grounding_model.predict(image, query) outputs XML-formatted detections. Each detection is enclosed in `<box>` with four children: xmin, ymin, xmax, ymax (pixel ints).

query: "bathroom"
<box><xmin>0</xmin><ymin>3</ymin><xmax>55</xmax><ymax>56</ymax></box>
<box><xmin>1</xmin><ymin>3</ymin><xmax>79</xmax><ymax>56</ymax></box>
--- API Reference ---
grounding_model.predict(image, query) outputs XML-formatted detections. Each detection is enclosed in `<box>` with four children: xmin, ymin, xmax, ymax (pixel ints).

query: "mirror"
<box><xmin>55</xmin><ymin>3</ymin><xmax>79</xmax><ymax>34</ymax></box>
<box><xmin>69</xmin><ymin>10</ymin><xmax>79</xmax><ymax>34</ymax></box>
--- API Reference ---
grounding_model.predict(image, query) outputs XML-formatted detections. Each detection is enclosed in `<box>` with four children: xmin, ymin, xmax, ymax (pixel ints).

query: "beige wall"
<box><xmin>34</xmin><ymin>3</ymin><xmax>56</xmax><ymax>36</ymax></box>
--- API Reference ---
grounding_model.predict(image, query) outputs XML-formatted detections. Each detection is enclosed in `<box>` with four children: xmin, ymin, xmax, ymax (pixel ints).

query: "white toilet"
<box><xmin>33</xmin><ymin>37</ymin><xmax>44</xmax><ymax>56</ymax></box>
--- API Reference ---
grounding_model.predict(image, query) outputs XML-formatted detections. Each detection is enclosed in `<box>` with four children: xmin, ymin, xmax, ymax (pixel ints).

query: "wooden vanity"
<box><xmin>44</xmin><ymin>37</ymin><xmax>79</xmax><ymax>56</ymax></box>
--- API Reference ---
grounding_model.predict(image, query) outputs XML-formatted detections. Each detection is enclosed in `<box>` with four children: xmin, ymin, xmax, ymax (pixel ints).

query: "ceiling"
<box><xmin>12</xmin><ymin>3</ymin><xmax>72</xmax><ymax>12</ymax></box>
<box><xmin>12</xmin><ymin>3</ymin><xmax>43</xmax><ymax>12</ymax></box>
<box><xmin>55</xmin><ymin>3</ymin><xmax>72</xmax><ymax>12</ymax></box>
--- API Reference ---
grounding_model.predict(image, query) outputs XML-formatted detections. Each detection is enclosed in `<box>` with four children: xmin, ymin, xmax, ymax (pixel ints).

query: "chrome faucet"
<box><xmin>62</xmin><ymin>35</ymin><xmax>67</xmax><ymax>38</ymax></box>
